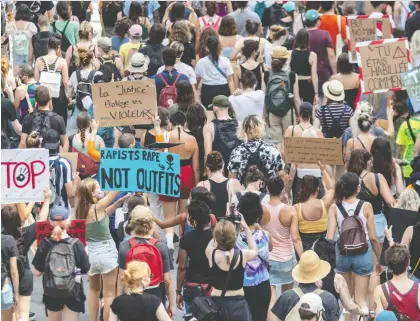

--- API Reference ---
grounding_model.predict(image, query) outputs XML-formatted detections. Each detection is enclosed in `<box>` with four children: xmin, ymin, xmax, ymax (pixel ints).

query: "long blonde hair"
<box><xmin>396</xmin><ymin>188</ymin><xmax>420</xmax><ymax>211</ymax></box>
<box><xmin>75</xmin><ymin>178</ymin><xmax>97</xmax><ymax>219</ymax></box>
<box><xmin>124</xmin><ymin>261</ymin><xmax>151</xmax><ymax>295</ymax></box>
<box><xmin>410</xmin><ymin>30</ymin><xmax>420</xmax><ymax>58</ymax></box>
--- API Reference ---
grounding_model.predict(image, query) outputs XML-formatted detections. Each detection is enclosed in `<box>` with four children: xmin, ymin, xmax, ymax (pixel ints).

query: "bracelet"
<box><xmin>176</xmin><ymin>290</ymin><xmax>182</xmax><ymax>294</ymax></box>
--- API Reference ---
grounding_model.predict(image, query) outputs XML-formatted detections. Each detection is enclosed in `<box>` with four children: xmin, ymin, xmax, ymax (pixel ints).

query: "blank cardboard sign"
<box><xmin>347</xmin><ymin>16</ymin><xmax>391</xmax><ymax>62</ymax></box>
<box><xmin>284</xmin><ymin>137</ymin><xmax>343</xmax><ymax>165</ymax></box>
<box><xmin>92</xmin><ymin>79</ymin><xmax>157</xmax><ymax>127</ymax></box>
<box><xmin>357</xmin><ymin>39</ymin><xmax>410</xmax><ymax>93</ymax></box>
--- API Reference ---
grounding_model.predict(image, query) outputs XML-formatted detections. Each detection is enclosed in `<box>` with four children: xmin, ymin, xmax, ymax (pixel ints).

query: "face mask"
<box><xmin>96</xmin><ymin>190</ymin><xmax>105</xmax><ymax>199</ymax></box>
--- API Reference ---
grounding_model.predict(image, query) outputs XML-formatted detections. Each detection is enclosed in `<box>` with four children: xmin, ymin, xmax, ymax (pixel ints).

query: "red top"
<box><xmin>387</xmin><ymin>281</ymin><xmax>420</xmax><ymax>321</ymax></box>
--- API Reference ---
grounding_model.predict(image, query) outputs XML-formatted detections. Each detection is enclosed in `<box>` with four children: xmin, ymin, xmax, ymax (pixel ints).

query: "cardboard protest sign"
<box><xmin>347</xmin><ymin>15</ymin><xmax>392</xmax><ymax>62</ymax></box>
<box><xmin>401</xmin><ymin>66</ymin><xmax>420</xmax><ymax>113</ymax></box>
<box><xmin>380</xmin><ymin>208</ymin><xmax>419</xmax><ymax>265</ymax></box>
<box><xmin>92</xmin><ymin>79</ymin><xmax>156</xmax><ymax>127</ymax></box>
<box><xmin>36</xmin><ymin>220</ymin><xmax>86</xmax><ymax>246</ymax></box>
<box><xmin>284</xmin><ymin>137</ymin><xmax>343</xmax><ymax>165</ymax></box>
<box><xmin>100</xmin><ymin>148</ymin><xmax>181</xmax><ymax>197</ymax></box>
<box><xmin>60</xmin><ymin>152</ymin><xmax>78</xmax><ymax>171</ymax></box>
<box><xmin>1</xmin><ymin>149</ymin><xmax>49</xmax><ymax>204</ymax></box>
<box><xmin>356</xmin><ymin>38</ymin><xmax>411</xmax><ymax>94</ymax></box>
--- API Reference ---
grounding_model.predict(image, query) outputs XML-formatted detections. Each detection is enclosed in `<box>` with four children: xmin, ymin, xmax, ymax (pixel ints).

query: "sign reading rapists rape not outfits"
<box><xmin>356</xmin><ymin>38</ymin><xmax>411</xmax><ymax>94</ymax></box>
<box><xmin>1</xmin><ymin>149</ymin><xmax>49</xmax><ymax>204</ymax></box>
<box><xmin>401</xmin><ymin>66</ymin><xmax>420</xmax><ymax>113</ymax></box>
<box><xmin>284</xmin><ymin>137</ymin><xmax>343</xmax><ymax>165</ymax></box>
<box><xmin>100</xmin><ymin>149</ymin><xmax>181</xmax><ymax>197</ymax></box>
<box><xmin>92</xmin><ymin>79</ymin><xmax>156</xmax><ymax>127</ymax></box>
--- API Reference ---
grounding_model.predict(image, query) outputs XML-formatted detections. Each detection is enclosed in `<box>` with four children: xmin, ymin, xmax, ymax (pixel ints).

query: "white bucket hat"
<box><xmin>127</xmin><ymin>53</ymin><xmax>150</xmax><ymax>74</ymax></box>
<box><xmin>323</xmin><ymin>79</ymin><xmax>345</xmax><ymax>102</ymax></box>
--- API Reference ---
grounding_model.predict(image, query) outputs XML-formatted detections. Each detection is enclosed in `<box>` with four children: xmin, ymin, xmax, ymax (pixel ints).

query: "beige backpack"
<box><xmin>285</xmin><ymin>288</ymin><xmax>325</xmax><ymax>321</ymax></box>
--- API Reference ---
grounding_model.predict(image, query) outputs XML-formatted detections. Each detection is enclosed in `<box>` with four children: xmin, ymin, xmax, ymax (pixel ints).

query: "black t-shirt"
<box><xmin>180</xmin><ymin>42</ymin><xmax>195</xmax><ymax>67</ymax></box>
<box><xmin>101</xmin><ymin>2</ymin><xmax>122</xmax><ymax>27</ymax></box>
<box><xmin>21</xmin><ymin>110</ymin><xmax>66</xmax><ymax>135</ymax></box>
<box><xmin>118</xmin><ymin>237</ymin><xmax>173</xmax><ymax>272</ymax></box>
<box><xmin>1</xmin><ymin>234</ymin><xmax>19</xmax><ymax>281</ymax></box>
<box><xmin>19</xmin><ymin>224</ymin><xmax>37</xmax><ymax>269</ymax></box>
<box><xmin>32</xmin><ymin>31</ymin><xmax>54</xmax><ymax>60</ymax></box>
<box><xmin>16</xmin><ymin>1</ymin><xmax>54</xmax><ymax>25</ymax></box>
<box><xmin>179</xmin><ymin>229</ymin><xmax>212</xmax><ymax>284</ymax></box>
<box><xmin>111</xmin><ymin>293</ymin><xmax>161</xmax><ymax>321</ymax></box>
<box><xmin>1</xmin><ymin>96</ymin><xmax>17</xmax><ymax>134</ymax></box>
<box><xmin>70</xmin><ymin>1</ymin><xmax>91</xmax><ymax>22</ymax></box>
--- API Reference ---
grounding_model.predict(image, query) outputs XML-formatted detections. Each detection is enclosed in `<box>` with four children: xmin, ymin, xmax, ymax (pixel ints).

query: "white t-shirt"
<box><xmin>157</xmin><ymin>62</ymin><xmax>196</xmax><ymax>85</ymax></box>
<box><xmin>229</xmin><ymin>90</ymin><xmax>265</xmax><ymax>121</ymax></box>
<box><xmin>195</xmin><ymin>56</ymin><xmax>233</xmax><ymax>85</ymax></box>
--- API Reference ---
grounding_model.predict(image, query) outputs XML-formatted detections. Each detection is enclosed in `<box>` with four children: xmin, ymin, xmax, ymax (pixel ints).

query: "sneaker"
<box><xmin>29</xmin><ymin>312</ymin><xmax>36</xmax><ymax>320</ymax></box>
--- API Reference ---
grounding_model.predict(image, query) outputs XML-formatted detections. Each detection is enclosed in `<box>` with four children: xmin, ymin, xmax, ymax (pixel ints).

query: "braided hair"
<box><xmin>76</xmin><ymin>111</ymin><xmax>91</xmax><ymax>148</ymax></box>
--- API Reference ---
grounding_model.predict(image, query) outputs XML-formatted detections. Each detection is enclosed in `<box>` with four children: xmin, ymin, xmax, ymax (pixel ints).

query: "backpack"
<box><xmin>75</xmin><ymin>70</ymin><xmax>96</xmax><ymax>111</ymax></box>
<box><xmin>126</xmin><ymin>238</ymin><xmax>163</xmax><ymax>287</ymax></box>
<box><xmin>33</xmin><ymin>32</ymin><xmax>51</xmax><ymax>60</ymax></box>
<box><xmin>49</xmin><ymin>157</ymin><xmax>63</xmax><ymax>206</ymax></box>
<box><xmin>52</xmin><ymin>21</ymin><xmax>72</xmax><ymax>57</ymax></box>
<box><xmin>71</xmin><ymin>145</ymin><xmax>99</xmax><ymax>179</ymax></box>
<box><xmin>285</xmin><ymin>288</ymin><xmax>325</xmax><ymax>321</ymax></box>
<box><xmin>381</xmin><ymin>282</ymin><xmax>414</xmax><ymax>321</ymax></box>
<box><xmin>265</xmin><ymin>71</ymin><xmax>291</xmax><ymax>117</ymax></box>
<box><xmin>242</xmin><ymin>142</ymin><xmax>269</xmax><ymax>184</ymax></box>
<box><xmin>200</xmin><ymin>16</ymin><xmax>221</xmax><ymax>33</ymax></box>
<box><xmin>321</xmin><ymin>106</ymin><xmax>345</xmax><ymax>138</ymax></box>
<box><xmin>254</xmin><ymin>1</ymin><xmax>266</xmax><ymax>20</ymax></box>
<box><xmin>213</xmin><ymin>119</ymin><xmax>240</xmax><ymax>168</ymax></box>
<box><xmin>12</xmin><ymin>22</ymin><xmax>29</xmax><ymax>56</ymax></box>
<box><xmin>39</xmin><ymin>57</ymin><xmax>62</xmax><ymax>98</ymax></box>
<box><xmin>270</xmin><ymin>3</ymin><xmax>285</xmax><ymax>26</ymax></box>
<box><xmin>98</xmin><ymin>57</ymin><xmax>121</xmax><ymax>83</ymax></box>
<box><xmin>141</xmin><ymin>44</ymin><xmax>165</xmax><ymax>77</ymax></box>
<box><xmin>158</xmin><ymin>73</ymin><xmax>181</xmax><ymax>108</ymax></box>
<box><xmin>31</xmin><ymin>110</ymin><xmax>53</xmax><ymax>137</ymax></box>
<box><xmin>43</xmin><ymin>238</ymin><xmax>78</xmax><ymax>299</ymax></box>
<box><xmin>336</xmin><ymin>201</ymin><xmax>368</xmax><ymax>256</ymax></box>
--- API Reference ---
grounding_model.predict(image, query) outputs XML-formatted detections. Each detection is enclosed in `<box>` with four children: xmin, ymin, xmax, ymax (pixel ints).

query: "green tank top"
<box><xmin>86</xmin><ymin>205</ymin><xmax>112</xmax><ymax>241</ymax></box>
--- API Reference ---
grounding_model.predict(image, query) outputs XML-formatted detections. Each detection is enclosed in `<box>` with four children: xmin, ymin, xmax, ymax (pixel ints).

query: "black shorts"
<box><xmin>19</xmin><ymin>269</ymin><xmax>33</xmax><ymax>296</ymax></box>
<box><xmin>43</xmin><ymin>291</ymin><xmax>86</xmax><ymax>314</ymax></box>
<box><xmin>145</xmin><ymin>283</ymin><xmax>166</xmax><ymax>305</ymax></box>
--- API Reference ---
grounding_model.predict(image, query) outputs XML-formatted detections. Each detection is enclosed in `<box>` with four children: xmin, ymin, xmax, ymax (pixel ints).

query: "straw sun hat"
<box><xmin>292</xmin><ymin>250</ymin><xmax>331</xmax><ymax>284</ymax></box>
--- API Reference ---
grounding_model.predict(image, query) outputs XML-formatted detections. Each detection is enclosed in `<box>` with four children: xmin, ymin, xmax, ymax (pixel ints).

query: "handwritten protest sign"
<box><xmin>100</xmin><ymin>148</ymin><xmax>181</xmax><ymax>197</ymax></box>
<box><xmin>356</xmin><ymin>38</ymin><xmax>411</xmax><ymax>94</ymax></box>
<box><xmin>401</xmin><ymin>66</ymin><xmax>420</xmax><ymax>113</ymax></box>
<box><xmin>92</xmin><ymin>79</ymin><xmax>156</xmax><ymax>127</ymax></box>
<box><xmin>284</xmin><ymin>137</ymin><xmax>343</xmax><ymax>165</ymax></box>
<box><xmin>36</xmin><ymin>220</ymin><xmax>86</xmax><ymax>246</ymax></box>
<box><xmin>1</xmin><ymin>149</ymin><xmax>49</xmax><ymax>204</ymax></box>
<box><xmin>347</xmin><ymin>15</ymin><xmax>392</xmax><ymax>62</ymax></box>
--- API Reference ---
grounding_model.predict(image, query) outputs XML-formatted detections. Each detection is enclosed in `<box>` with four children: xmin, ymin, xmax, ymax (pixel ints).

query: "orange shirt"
<box><xmin>319</xmin><ymin>15</ymin><xmax>348</xmax><ymax>51</ymax></box>
<box><xmin>87</xmin><ymin>140</ymin><xmax>100</xmax><ymax>162</ymax></box>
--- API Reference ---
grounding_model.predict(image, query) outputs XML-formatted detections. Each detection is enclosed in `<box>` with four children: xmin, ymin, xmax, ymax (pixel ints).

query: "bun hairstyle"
<box><xmin>76</xmin><ymin>112</ymin><xmax>91</xmax><ymax>148</ymax></box>
<box><xmin>297</xmin><ymin>175</ymin><xmax>320</xmax><ymax>203</ymax></box>
<box><xmin>357</xmin><ymin>112</ymin><xmax>373</xmax><ymax>132</ymax></box>
<box><xmin>242</xmin><ymin>40</ymin><xmax>259</xmax><ymax>59</ymax></box>
<box><xmin>206</xmin><ymin>151</ymin><xmax>224</xmax><ymax>172</ymax></box>
<box><xmin>26</xmin><ymin>131</ymin><xmax>41</xmax><ymax>148</ymax></box>
<box><xmin>335</xmin><ymin>172</ymin><xmax>360</xmax><ymax>202</ymax></box>
<box><xmin>270</xmin><ymin>25</ymin><xmax>288</xmax><ymax>42</ymax></box>
<box><xmin>245</xmin><ymin>165</ymin><xmax>265</xmax><ymax>186</ymax></box>
<box><xmin>351</xmin><ymin>101</ymin><xmax>373</xmax><ymax>136</ymax></box>
<box><xmin>188</xmin><ymin>199</ymin><xmax>211</xmax><ymax>231</ymax></box>
<box><xmin>245</xmin><ymin>19</ymin><xmax>260</xmax><ymax>35</ymax></box>
<box><xmin>79</xmin><ymin>21</ymin><xmax>94</xmax><ymax>40</ymax></box>
<box><xmin>48</xmin><ymin>34</ymin><xmax>62</xmax><ymax>52</ymax></box>
<box><xmin>124</xmin><ymin>261</ymin><xmax>151</xmax><ymax>295</ymax></box>
<box><xmin>78</xmin><ymin>48</ymin><xmax>94</xmax><ymax>67</ymax></box>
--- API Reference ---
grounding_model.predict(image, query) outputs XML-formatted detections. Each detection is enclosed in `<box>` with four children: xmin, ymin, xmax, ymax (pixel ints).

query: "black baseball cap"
<box><xmin>299</xmin><ymin>102</ymin><xmax>313</xmax><ymax>116</ymax></box>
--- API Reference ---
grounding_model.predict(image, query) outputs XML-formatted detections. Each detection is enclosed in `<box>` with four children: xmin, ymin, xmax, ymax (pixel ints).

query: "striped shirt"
<box><xmin>49</xmin><ymin>156</ymin><xmax>73</xmax><ymax>209</ymax></box>
<box><xmin>316</xmin><ymin>103</ymin><xmax>354</xmax><ymax>138</ymax></box>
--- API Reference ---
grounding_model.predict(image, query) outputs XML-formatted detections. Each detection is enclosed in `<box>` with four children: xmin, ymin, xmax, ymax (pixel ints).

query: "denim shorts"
<box><xmin>1</xmin><ymin>277</ymin><xmax>14</xmax><ymax>311</ymax></box>
<box><xmin>269</xmin><ymin>256</ymin><xmax>297</xmax><ymax>286</ymax></box>
<box><xmin>86</xmin><ymin>239</ymin><xmax>118</xmax><ymax>276</ymax></box>
<box><xmin>374</xmin><ymin>213</ymin><xmax>387</xmax><ymax>243</ymax></box>
<box><xmin>13</xmin><ymin>54</ymin><xmax>28</xmax><ymax>67</ymax></box>
<box><xmin>335</xmin><ymin>242</ymin><xmax>373</xmax><ymax>276</ymax></box>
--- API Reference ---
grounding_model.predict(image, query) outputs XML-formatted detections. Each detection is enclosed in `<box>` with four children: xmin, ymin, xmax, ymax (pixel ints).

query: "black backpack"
<box><xmin>321</xmin><ymin>106</ymin><xmax>345</xmax><ymax>138</ymax></box>
<box><xmin>52</xmin><ymin>21</ymin><xmax>71</xmax><ymax>57</ymax></box>
<box><xmin>270</xmin><ymin>3</ymin><xmax>285</xmax><ymax>26</ymax></box>
<box><xmin>98</xmin><ymin>57</ymin><xmax>121</xmax><ymax>83</ymax></box>
<box><xmin>33</xmin><ymin>32</ymin><xmax>51</xmax><ymax>60</ymax></box>
<box><xmin>213</xmin><ymin>119</ymin><xmax>240</xmax><ymax>168</ymax></box>
<box><xmin>75</xmin><ymin>70</ymin><xmax>96</xmax><ymax>111</ymax></box>
<box><xmin>32</xmin><ymin>110</ymin><xmax>54</xmax><ymax>137</ymax></box>
<box><xmin>140</xmin><ymin>44</ymin><xmax>165</xmax><ymax>78</ymax></box>
<box><xmin>43</xmin><ymin>238</ymin><xmax>78</xmax><ymax>299</ymax></box>
<box><xmin>242</xmin><ymin>142</ymin><xmax>269</xmax><ymax>184</ymax></box>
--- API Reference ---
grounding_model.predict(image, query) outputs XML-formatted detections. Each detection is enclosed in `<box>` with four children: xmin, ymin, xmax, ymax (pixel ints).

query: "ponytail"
<box><xmin>334</xmin><ymin>172</ymin><xmax>359</xmax><ymax>202</ymax></box>
<box><xmin>80</xmin><ymin>128</ymin><xmax>86</xmax><ymax>148</ymax></box>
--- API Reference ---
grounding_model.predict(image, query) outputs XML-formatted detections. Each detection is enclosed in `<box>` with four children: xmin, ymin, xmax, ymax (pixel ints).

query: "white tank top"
<box><xmin>337</xmin><ymin>200</ymin><xmax>369</xmax><ymax>240</ymax></box>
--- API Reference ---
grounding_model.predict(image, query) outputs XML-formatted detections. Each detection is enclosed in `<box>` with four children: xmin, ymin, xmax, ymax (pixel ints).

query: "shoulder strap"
<box><xmin>42</xmin><ymin>57</ymin><xmax>50</xmax><ymax>72</ymax></box>
<box><xmin>356</xmin><ymin>136</ymin><xmax>367</xmax><ymax>150</ymax></box>
<box><xmin>336</xmin><ymin>202</ymin><xmax>349</xmax><ymax>218</ymax></box>
<box><xmin>129</xmin><ymin>237</ymin><xmax>137</xmax><ymax>248</ymax></box>
<box><xmin>148</xmin><ymin>238</ymin><xmax>159</xmax><ymax>246</ymax></box>
<box><xmin>374</xmin><ymin>173</ymin><xmax>380</xmax><ymax>193</ymax></box>
<box><xmin>407</xmin><ymin>116</ymin><xmax>417</xmax><ymax>142</ymax></box>
<box><xmin>221</xmin><ymin>250</ymin><xmax>239</xmax><ymax>297</ymax></box>
<box><xmin>292</xmin><ymin>287</ymin><xmax>305</xmax><ymax>297</ymax></box>
<box><xmin>76</xmin><ymin>69</ymin><xmax>82</xmax><ymax>82</ymax></box>
<box><xmin>158</xmin><ymin>73</ymin><xmax>169</xmax><ymax>86</ymax></box>
<box><xmin>52</xmin><ymin>57</ymin><xmax>59</xmax><ymax>73</ymax></box>
<box><xmin>87</xmin><ymin>70</ymin><xmax>96</xmax><ymax>82</ymax></box>
<box><xmin>292</xmin><ymin>125</ymin><xmax>295</xmax><ymax>137</ymax></box>
<box><xmin>94</xmin><ymin>204</ymin><xmax>98</xmax><ymax>221</ymax></box>
<box><xmin>52</xmin><ymin>21</ymin><xmax>57</xmax><ymax>32</ymax></box>
<box><xmin>381</xmin><ymin>283</ymin><xmax>394</xmax><ymax>310</ymax></box>
<box><xmin>172</xmin><ymin>73</ymin><xmax>182</xmax><ymax>87</ymax></box>
<box><xmin>62</xmin><ymin>20</ymin><xmax>70</xmax><ymax>35</ymax></box>
<box><xmin>354</xmin><ymin>201</ymin><xmax>364</xmax><ymax>217</ymax></box>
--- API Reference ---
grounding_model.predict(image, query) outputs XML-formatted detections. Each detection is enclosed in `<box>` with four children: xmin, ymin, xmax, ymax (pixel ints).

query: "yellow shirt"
<box><xmin>118</xmin><ymin>42</ymin><xmax>143</xmax><ymax>69</ymax></box>
<box><xmin>298</xmin><ymin>200</ymin><xmax>328</xmax><ymax>234</ymax></box>
<box><xmin>396</xmin><ymin>117</ymin><xmax>420</xmax><ymax>178</ymax></box>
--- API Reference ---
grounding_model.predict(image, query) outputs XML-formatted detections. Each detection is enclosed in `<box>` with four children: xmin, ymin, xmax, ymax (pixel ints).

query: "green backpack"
<box><xmin>265</xmin><ymin>71</ymin><xmax>291</xmax><ymax>117</ymax></box>
<box><xmin>254</xmin><ymin>1</ymin><xmax>266</xmax><ymax>20</ymax></box>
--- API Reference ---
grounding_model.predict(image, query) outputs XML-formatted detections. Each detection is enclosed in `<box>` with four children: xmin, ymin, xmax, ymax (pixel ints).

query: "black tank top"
<box><xmin>290</xmin><ymin>50</ymin><xmax>311</xmax><ymax>76</ymax></box>
<box><xmin>344</xmin><ymin>88</ymin><xmax>358</xmax><ymax>110</ymax></box>
<box><xmin>209</xmin><ymin>179</ymin><xmax>229</xmax><ymax>219</ymax></box>
<box><xmin>240</xmin><ymin>63</ymin><xmax>263</xmax><ymax>90</ymax></box>
<box><xmin>358</xmin><ymin>173</ymin><xmax>383</xmax><ymax>214</ymax></box>
<box><xmin>410</xmin><ymin>223</ymin><xmax>420</xmax><ymax>279</ymax></box>
<box><xmin>210</xmin><ymin>250</ymin><xmax>244</xmax><ymax>291</ymax></box>
<box><xmin>144</xmin><ymin>130</ymin><xmax>155</xmax><ymax>146</ymax></box>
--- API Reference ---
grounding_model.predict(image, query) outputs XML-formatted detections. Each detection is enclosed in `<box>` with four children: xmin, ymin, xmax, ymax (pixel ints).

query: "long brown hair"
<box><xmin>75</xmin><ymin>178</ymin><xmax>97</xmax><ymax>219</ymax></box>
<box><xmin>76</xmin><ymin>112</ymin><xmax>91</xmax><ymax>148</ymax></box>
